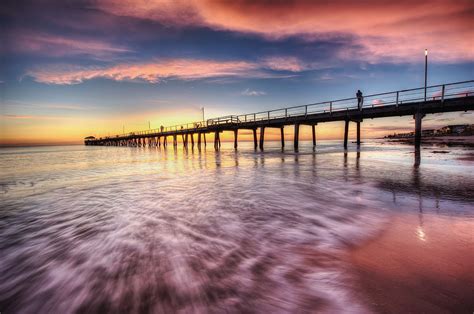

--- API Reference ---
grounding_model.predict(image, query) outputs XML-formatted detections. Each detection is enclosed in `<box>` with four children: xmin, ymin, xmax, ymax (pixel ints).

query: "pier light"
<box><xmin>424</xmin><ymin>49</ymin><xmax>428</xmax><ymax>101</ymax></box>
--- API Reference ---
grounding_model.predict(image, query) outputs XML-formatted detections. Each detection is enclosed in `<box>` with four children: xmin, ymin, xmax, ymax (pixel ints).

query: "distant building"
<box><xmin>84</xmin><ymin>136</ymin><xmax>96</xmax><ymax>145</ymax></box>
<box><xmin>450</xmin><ymin>124</ymin><xmax>468</xmax><ymax>134</ymax></box>
<box><xmin>438</xmin><ymin>126</ymin><xmax>451</xmax><ymax>134</ymax></box>
<box><xmin>439</xmin><ymin>124</ymin><xmax>471</xmax><ymax>135</ymax></box>
<box><xmin>421</xmin><ymin>129</ymin><xmax>435</xmax><ymax>136</ymax></box>
<box><xmin>384</xmin><ymin>124</ymin><xmax>474</xmax><ymax>139</ymax></box>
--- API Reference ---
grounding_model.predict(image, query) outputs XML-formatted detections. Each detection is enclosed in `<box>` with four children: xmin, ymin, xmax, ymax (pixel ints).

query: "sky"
<box><xmin>1</xmin><ymin>0</ymin><xmax>473</xmax><ymax>145</ymax></box>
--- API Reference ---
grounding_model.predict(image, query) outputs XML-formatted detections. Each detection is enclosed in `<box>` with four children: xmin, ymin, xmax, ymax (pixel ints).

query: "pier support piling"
<box><xmin>234</xmin><ymin>130</ymin><xmax>238</xmax><ymax>149</ymax></box>
<box><xmin>190</xmin><ymin>133</ymin><xmax>194</xmax><ymax>148</ymax></box>
<box><xmin>344</xmin><ymin>120</ymin><xmax>349</xmax><ymax>150</ymax></box>
<box><xmin>414</xmin><ymin>112</ymin><xmax>424</xmax><ymax>148</ymax></box>
<box><xmin>198</xmin><ymin>133</ymin><xmax>202</xmax><ymax>148</ymax></box>
<box><xmin>280</xmin><ymin>127</ymin><xmax>285</xmax><ymax>148</ymax></box>
<box><xmin>259</xmin><ymin>127</ymin><xmax>265</xmax><ymax>150</ymax></box>
<box><xmin>214</xmin><ymin>131</ymin><xmax>220</xmax><ymax>150</ymax></box>
<box><xmin>294</xmin><ymin>123</ymin><xmax>300</xmax><ymax>151</ymax></box>
<box><xmin>312</xmin><ymin>124</ymin><xmax>316</xmax><ymax>148</ymax></box>
<box><xmin>253</xmin><ymin>128</ymin><xmax>258</xmax><ymax>150</ymax></box>
<box><xmin>356</xmin><ymin>121</ymin><xmax>361</xmax><ymax>146</ymax></box>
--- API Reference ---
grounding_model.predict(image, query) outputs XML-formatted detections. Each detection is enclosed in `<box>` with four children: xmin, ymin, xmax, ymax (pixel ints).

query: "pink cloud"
<box><xmin>26</xmin><ymin>59</ymin><xmax>271</xmax><ymax>84</ymax></box>
<box><xmin>95</xmin><ymin>0</ymin><xmax>474</xmax><ymax>63</ymax></box>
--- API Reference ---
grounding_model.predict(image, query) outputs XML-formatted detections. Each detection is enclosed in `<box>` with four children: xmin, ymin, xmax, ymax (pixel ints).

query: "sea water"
<box><xmin>1</xmin><ymin>140</ymin><xmax>473</xmax><ymax>313</ymax></box>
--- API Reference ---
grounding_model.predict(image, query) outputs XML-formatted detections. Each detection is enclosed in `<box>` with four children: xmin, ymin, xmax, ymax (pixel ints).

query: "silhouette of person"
<box><xmin>356</xmin><ymin>90</ymin><xmax>363</xmax><ymax>110</ymax></box>
<box><xmin>160</xmin><ymin>125</ymin><xmax>164</xmax><ymax>132</ymax></box>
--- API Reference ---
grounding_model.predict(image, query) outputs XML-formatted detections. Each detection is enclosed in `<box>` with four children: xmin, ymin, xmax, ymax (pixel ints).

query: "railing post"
<box><xmin>441</xmin><ymin>85</ymin><xmax>445</xmax><ymax>103</ymax></box>
<box><xmin>285</xmin><ymin>108</ymin><xmax>288</xmax><ymax>118</ymax></box>
<box><xmin>254</xmin><ymin>113</ymin><xmax>256</xmax><ymax>121</ymax></box>
<box><xmin>267</xmin><ymin>111</ymin><xmax>270</xmax><ymax>120</ymax></box>
<box><xmin>305</xmin><ymin>105</ymin><xmax>308</xmax><ymax>116</ymax></box>
<box><xmin>330</xmin><ymin>102</ymin><xmax>332</xmax><ymax>114</ymax></box>
<box><xmin>396</xmin><ymin>91</ymin><xmax>399</xmax><ymax>107</ymax></box>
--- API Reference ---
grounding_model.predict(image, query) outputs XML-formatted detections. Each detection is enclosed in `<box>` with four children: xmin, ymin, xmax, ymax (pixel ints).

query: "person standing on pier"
<box><xmin>356</xmin><ymin>90</ymin><xmax>363</xmax><ymax>110</ymax></box>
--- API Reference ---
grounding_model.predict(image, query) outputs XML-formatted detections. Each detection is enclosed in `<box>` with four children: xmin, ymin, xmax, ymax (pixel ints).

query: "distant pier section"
<box><xmin>85</xmin><ymin>80</ymin><xmax>474</xmax><ymax>151</ymax></box>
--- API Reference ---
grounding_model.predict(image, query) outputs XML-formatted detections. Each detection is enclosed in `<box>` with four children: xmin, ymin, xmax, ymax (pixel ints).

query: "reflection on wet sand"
<box><xmin>351</xmin><ymin>213</ymin><xmax>474</xmax><ymax>313</ymax></box>
<box><xmin>341</xmin><ymin>145</ymin><xmax>474</xmax><ymax>313</ymax></box>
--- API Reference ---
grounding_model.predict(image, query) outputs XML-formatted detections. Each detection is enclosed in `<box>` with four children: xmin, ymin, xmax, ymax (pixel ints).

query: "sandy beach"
<box><xmin>350</xmin><ymin>213</ymin><xmax>474</xmax><ymax>313</ymax></box>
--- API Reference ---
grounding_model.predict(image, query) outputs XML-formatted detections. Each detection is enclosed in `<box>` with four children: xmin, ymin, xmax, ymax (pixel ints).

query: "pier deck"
<box><xmin>85</xmin><ymin>80</ymin><xmax>474</xmax><ymax>151</ymax></box>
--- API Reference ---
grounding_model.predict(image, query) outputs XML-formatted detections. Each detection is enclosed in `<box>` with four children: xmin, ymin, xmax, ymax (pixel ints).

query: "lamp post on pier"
<box><xmin>424</xmin><ymin>49</ymin><xmax>428</xmax><ymax>101</ymax></box>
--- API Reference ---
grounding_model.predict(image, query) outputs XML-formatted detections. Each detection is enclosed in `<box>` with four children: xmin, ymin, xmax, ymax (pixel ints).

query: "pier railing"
<box><xmin>232</xmin><ymin>80</ymin><xmax>474</xmax><ymax>123</ymax></box>
<box><xmin>100</xmin><ymin>80</ymin><xmax>474</xmax><ymax>139</ymax></box>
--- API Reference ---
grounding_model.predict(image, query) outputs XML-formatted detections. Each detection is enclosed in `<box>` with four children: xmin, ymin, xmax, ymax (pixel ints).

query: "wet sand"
<box><xmin>458</xmin><ymin>153</ymin><xmax>474</xmax><ymax>162</ymax></box>
<box><xmin>350</xmin><ymin>213</ymin><xmax>474</xmax><ymax>313</ymax></box>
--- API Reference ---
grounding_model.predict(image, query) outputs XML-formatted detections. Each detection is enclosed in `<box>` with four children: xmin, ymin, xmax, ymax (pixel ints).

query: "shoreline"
<box><xmin>349</xmin><ymin>213</ymin><xmax>474</xmax><ymax>313</ymax></box>
<box><xmin>385</xmin><ymin>135</ymin><xmax>474</xmax><ymax>147</ymax></box>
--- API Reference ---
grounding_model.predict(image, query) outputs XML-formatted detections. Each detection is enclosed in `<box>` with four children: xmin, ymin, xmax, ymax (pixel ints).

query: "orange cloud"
<box><xmin>26</xmin><ymin>58</ymin><xmax>300</xmax><ymax>84</ymax></box>
<box><xmin>95</xmin><ymin>0</ymin><xmax>474</xmax><ymax>62</ymax></box>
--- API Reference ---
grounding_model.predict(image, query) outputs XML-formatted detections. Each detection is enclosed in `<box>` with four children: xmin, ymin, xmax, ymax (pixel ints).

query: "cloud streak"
<box><xmin>241</xmin><ymin>88</ymin><xmax>266</xmax><ymax>96</ymax></box>
<box><xmin>0</xmin><ymin>114</ymin><xmax>69</xmax><ymax>120</ymax></box>
<box><xmin>4</xmin><ymin>31</ymin><xmax>131</xmax><ymax>58</ymax></box>
<box><xmin>261</xmin><ymin>56</ymin><xmax>307</xmax><ymax>72</ymax></box>
<box><xmin>26</xmin><ymin>57</ymin><xmax>305</xmax><ymax>85</ymax></box>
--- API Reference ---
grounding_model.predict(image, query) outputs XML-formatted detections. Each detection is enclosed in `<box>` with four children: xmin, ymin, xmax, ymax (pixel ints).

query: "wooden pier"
<box><xmin>85</xmin><ymin>80</ymin><xmax>474</xmax><ymax>151</ymax></box>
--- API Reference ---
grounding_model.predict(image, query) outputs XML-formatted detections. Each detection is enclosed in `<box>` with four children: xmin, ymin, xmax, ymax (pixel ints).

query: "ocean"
<box><xmin>1</xmin><ymin>140</ymin><xmax>473</xmax><ymax>313</ymax></box>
